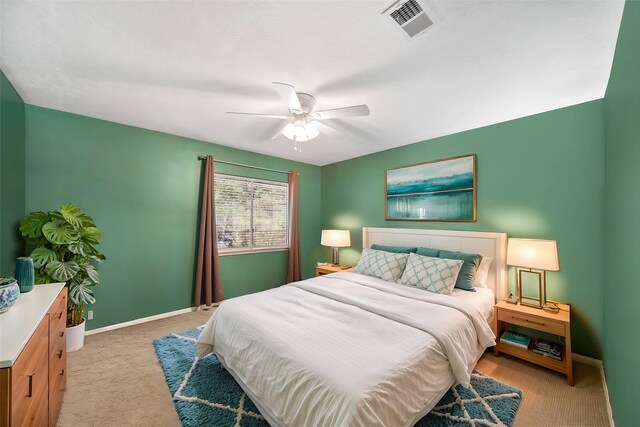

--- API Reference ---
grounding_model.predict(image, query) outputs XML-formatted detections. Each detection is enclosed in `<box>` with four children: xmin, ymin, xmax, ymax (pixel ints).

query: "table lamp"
<box><xmin>507</xmin><ymin>238</ymin><xmax>560</xmax><ymax>312</ymax></box>
<box><xmin>321</xmin><ymin>230</ymin><xmax>351</xmax><ymax>266</ymax></box>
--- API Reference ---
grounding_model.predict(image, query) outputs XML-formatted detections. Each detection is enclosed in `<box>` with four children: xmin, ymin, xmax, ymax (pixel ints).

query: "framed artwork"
<box><xmin>385</xmin><ymin>154</ymin><xmax>477</xmax><ymax>222</ymax></box>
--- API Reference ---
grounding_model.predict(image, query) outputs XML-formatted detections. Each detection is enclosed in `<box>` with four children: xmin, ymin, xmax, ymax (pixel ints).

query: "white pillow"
<box><xmin>399</xmin><ymin>253</ymin><xmax>464</xmax><ymax>295</ymax></box>
<box><xmin>474</xmin><ymin>257</ymin><xmax>494</xmax><ymax>287</ymax></box>
<box><xmin>354</xmin><ymin>248</ymin><xmax>409</xmax><ymax>282</ymax></box>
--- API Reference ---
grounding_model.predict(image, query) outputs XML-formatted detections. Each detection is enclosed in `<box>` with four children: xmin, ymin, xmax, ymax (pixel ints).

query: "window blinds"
<box><xmin>214</xmin><ymin>174</ymin><xmax>289</xmax><ymax>250</ymax></box>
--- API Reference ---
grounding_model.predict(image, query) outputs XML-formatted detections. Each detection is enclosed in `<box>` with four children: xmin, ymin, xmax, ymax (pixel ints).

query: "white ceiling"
<box><xmin>0</xmin><ymin>1</ymin><xmax>624</xmax><ymax>166</ymax></box>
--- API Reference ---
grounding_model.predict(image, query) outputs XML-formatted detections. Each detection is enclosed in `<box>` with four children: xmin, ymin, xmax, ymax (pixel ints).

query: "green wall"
<box><xmin>0</xmin><ymin>69</ymin><xmax>25</xmax><ymax>276</ymax></box>
<box><xmin>321</xmin><ymin>100</ymin><xmax>605</xmax><ymax>358</ymax></box>
<box><xmin>603</xmin><ymin>1</ymin><xmax>640</xmax><ymax>426</ymax></box>
<box><xmin>25</xmin><ymin>105</ymin><xmax>322</xmax><ymax>330</ymax></box>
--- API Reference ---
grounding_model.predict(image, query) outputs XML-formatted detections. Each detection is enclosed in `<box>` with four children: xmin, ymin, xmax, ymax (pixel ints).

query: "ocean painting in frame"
<box><xmin>385</xmin><ymin>154</ymin><xmax>477</xmax><ymax>222</ymax></box>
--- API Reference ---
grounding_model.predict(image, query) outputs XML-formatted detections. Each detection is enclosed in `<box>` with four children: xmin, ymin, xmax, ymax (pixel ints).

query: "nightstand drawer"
<box><xmin>497</xmin><ymin>309</ymin><xmax>565</xmax><ymax>336</ymax></box>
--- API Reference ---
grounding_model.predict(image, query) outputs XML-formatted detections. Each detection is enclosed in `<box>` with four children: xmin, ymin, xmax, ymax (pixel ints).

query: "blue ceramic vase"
<box><xmin>0</xmin><ymin>278</ymin><xmax>19</xmax><ymax>313</ymax></box>
<box><xmin>15</xmin><ymin>257</ymin><xmax>35</xmax><ymax>293</ymax></box>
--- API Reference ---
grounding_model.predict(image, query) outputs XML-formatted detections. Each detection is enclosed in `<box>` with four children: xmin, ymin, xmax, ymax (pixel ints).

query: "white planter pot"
<box><xmin>66</xmin><ymin>318</ymin><xmax>86</xmax><ymax>352</ymax></box>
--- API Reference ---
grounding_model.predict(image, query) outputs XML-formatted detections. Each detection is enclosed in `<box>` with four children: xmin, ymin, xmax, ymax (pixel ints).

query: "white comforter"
<box><xmin>197</xmin><ymin>272</ymin><xmax>496</xmax><ymax>427</ymax></box>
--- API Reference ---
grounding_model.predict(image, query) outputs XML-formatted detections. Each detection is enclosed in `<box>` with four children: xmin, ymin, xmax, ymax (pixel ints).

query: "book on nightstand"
<box><xmin>532</xmin><ymin>338</ymin><xmax>563</xmax><ymax>361</ymax></box>
<box><xmin>500</xmin><ymin>331</ymin><xmax>531</xmax><ymax>350</ymax></box>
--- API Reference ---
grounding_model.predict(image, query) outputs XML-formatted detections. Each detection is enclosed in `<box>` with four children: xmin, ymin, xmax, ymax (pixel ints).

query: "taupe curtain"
<box><xmin>194</xmin><ymin>156</ymin><xmax>224</xmax><ymax>306</ymax></box>
<box><xmin>286</xmin><ymin>171</ymin><xmax>301</xmax><ymax>283</ymax></box>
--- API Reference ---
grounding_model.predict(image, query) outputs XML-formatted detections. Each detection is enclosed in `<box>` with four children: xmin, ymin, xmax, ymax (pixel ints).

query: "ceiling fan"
<box><xmin>227</xmin><ymin>82</ymin><xmax>370</xmax><ymax>152</ymax></box>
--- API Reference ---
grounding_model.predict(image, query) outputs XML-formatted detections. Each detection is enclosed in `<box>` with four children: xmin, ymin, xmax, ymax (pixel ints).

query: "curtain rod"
<box><xmin>198</xmin><ymin>156</ymin><xmax>290</xmax><ymax>175</ymax></box>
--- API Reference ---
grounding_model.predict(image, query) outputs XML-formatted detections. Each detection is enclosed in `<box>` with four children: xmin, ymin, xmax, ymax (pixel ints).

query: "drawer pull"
<box><xmin>60</xmin><ymin>369</ymin><xmax>65</xmax><ymax>376</ymax></box>
<box><xmin>512</xmin><ymin>315</ymin><xmax>545</xmax><ymax>326</ymax></box>
<box><xmin>58</xmin><ymin>349</ymin><xmax>63</xmax><ymax>358</ymax></box>
<box><xmin>57</xmin><ymin>311</ymin><xmax>64</xmax><ymax>319</ymax></box>
<box><xmin>27</xmin><ymin>373</ymin><xmax>35</xmax><ymax>397</ymax></box>
<box><xmin>59</xmin><ymin>331</ymin><xmax>65</xmax><ymax>338</ymax></box>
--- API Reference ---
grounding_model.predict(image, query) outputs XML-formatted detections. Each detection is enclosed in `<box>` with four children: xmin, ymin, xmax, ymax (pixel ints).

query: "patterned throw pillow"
<box><xmin>354</xmin><ymin>248</ymin><xmax>409</xmax><ymax>282</ymax></box>
<box><xmin>399</xmin><ymin>253</ymin><xmax>464</xmax><ymax>295</ymax></box>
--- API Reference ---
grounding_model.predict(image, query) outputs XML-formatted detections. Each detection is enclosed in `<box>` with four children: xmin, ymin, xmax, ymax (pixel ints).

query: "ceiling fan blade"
<box><xmin>227</xmin><ymin>112</ymin><xmax>289</xmax><ymax>119</ymax></box>
<box><xmin>315</xmin><ymin>104</ymin><xmax>370</xmax><ymax>120</ymax></box>
<box><xmin>272</xmin><ymin>82</ymin><xmax>302</xmax><ymax>113</ymax></box>
<box><xmin>270</xmin><ymin>119</ymin><xmax>293</xmax><ymax>139</ymax></box>
<box><xmin>313</xmin><ymin>120</ymin><xmax>340</xmax><ymax>137</ymax></box>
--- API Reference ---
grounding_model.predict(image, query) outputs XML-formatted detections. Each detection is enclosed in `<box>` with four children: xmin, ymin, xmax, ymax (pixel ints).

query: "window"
<box><xmin>214</xmin><ymin>173</ymin><xmax>289</xmax><ymax>253</ymax></box>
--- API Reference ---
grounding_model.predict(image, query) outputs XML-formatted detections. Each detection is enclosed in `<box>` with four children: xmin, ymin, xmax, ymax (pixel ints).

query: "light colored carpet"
<box><xmin>58</xmin><ymin>309</ymin><xmax>213</xmax><ymax>427</ymax></box>
<box><xmin>59</xmin><ymin>310</ymin><xmax>610</xmax><ymax>427</ymax></box>
<box><xmin>477</xmin><ymin>355</ymin><xmax>610</xmax><ymax>427</ymax></box>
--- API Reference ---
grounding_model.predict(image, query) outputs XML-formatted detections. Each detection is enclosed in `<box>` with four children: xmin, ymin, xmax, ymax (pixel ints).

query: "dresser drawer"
<box><xmin>49</xmin><ymin>345</ymin><xmax>66</xmax><ymax>385</ymax></box>
<box><xmin>49</xmin><ymin>324</ymin><xmax>66</xmax><ymax>354</ymax></box>
<box><xmin>48</xmin><ymin>288</ymin><xmax>67</xmax><ymax>427</ymax></box>
<box><xmin>48</xmin><ymin>289</ymin><xmax>67</xmax><ymax>329</ymax></box>
<box><xmin>11</xmin><ymin>318</ymin><xmax>50</xmax><ymax>427</ymax></box>
<box><xmin>49</xmin><ymin>307</ymin><xmax>66</xmax><ymax>332</ymax></box>
<box><xmin>23</xmin><ymin>394</ymin><xmax>48</xmax><ymax>427</ymax></box>
<box><xmin>49</xmin><ymin>321</ymin><xmax>66</xmax><ymax>360</ymax></box>
<box><xmin>49</xmin><ymin>289</ymin><xmax>67</xmax><ymax>351</ymax></box>
<box><xmin>48</xmin><ymin>290</ymin><xmax>66</xmax><ymax>316</ymax></box>
<box><xmin>49</xmin><ymin>338</ymin><xmax>66</xmax><ymax>365</ymax></box>
<box><xmin>49</xmin><ymin>352</ymin><xmax>66</xmax><ymax>427</ymax></box>
<box><xmin>497</xmin><ymin>308</ymin><xmax>565</xmax><ymax>336</ymax></box>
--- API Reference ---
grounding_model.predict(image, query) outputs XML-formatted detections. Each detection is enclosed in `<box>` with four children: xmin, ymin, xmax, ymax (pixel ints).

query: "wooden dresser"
<box><xmin>0</xmin><ymin>283</ymin><xmax>67</xmax><ymax>426</ymax></box>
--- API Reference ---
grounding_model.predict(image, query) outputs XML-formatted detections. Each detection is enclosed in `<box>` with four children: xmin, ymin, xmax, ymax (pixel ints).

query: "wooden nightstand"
<box><xmin>493</xmin><ymin>300</ymin><xmax>573</xmax><ymax>385</ymax></box>
<box><xmin>316</xmin><ymin>265</ymin><xmax>354</xmax><ymax>276</ymax></box>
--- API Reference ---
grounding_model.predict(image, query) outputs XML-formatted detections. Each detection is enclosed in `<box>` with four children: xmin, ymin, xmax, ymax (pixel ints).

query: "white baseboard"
<box><xmin>601</xmin><ymin>365</ymin><xmax>614</xmax><ymax>427</ymax></box>
<box><xmin>85</xmin><ymin>304</ymin><xmax>218</xmax><ymax>336</ymax></box>
<box><xmin>572</xmin><ymin>353</ymin><xmax>614</xmax><ymax>426</ymax></box>
<box><xmin>572</xmin><ymin>353</ymin><xmax>603</xmax><ymax>367</ymax></box>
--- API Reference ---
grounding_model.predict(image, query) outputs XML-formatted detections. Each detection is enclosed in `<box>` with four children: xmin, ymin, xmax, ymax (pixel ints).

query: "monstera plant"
<box><xmin>20</xmin><ymin>204</ymin><xmax>105</xmax><ymax>327</ymax></box>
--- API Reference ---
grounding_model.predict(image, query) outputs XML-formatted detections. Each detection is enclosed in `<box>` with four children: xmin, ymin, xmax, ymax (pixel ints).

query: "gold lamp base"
<box><xmin>517</xmin><ymin>268</ymin><xmax>548</xmax><ymax>310</ymax></box>
<box><xmin>517</xmin><ymin>269</ymin><xmax>561</xmax><ymax>313</ymax></box>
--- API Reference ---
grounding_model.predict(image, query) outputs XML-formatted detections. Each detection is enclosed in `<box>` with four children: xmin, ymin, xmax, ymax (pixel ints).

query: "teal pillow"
<box><xmin>370</xmin><ymin>244</ymin><xmax>417</xmax><ymax>254</ymax></box>
<box><xmin>437</xmin><ymin>249</ymin><xmax>482</xmax><ymax>292</ymax></box>
<box><xmin>415</xmin><ymin>247</ymin><xmax>441</xmax><ymax>258</ymax></box>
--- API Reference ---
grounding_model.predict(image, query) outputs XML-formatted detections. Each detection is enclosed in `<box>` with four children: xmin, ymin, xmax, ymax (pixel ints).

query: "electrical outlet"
<box><xmin>88</xmin><ymin>310</ymin><xmax>94</xmax><ymax>320</ymax></box>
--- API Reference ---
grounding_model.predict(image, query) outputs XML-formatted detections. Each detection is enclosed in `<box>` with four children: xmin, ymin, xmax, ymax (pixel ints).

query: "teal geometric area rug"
<box><xmin>153</xmin><ymin>327</ymin><xmax>522</xmax><ymax>427</ymax></box>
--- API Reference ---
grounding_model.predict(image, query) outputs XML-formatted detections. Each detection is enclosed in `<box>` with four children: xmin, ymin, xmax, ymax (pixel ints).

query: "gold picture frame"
<box><xmin>384</xmin><ymin>154</ymin><xmax>477</xmax><ymax>222</ymax></box>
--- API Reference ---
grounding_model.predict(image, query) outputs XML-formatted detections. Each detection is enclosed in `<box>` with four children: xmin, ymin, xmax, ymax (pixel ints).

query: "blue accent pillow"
<box><xmin>370</xmin><ymin>244</ymin><xmax>417</xmax><ymax>254</ymax></box>
<box><xmin>416</xmin><ymin>247</ymin><xmax>441</xmax><ymax>258</ymax></box>
<box><xmin>437</xmin><ymin>249</ymin><xmax>483</xmax><ymax>292</ymax></box>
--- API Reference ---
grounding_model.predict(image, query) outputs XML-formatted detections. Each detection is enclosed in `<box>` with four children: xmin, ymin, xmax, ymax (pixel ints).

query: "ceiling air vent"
<box><xmin>382</xmin><ymin>0</ymin><xmax>434</xmax><ymax>40</ymax></box>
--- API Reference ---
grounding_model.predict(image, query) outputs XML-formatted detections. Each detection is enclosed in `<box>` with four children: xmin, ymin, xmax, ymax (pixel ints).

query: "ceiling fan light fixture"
<box><xmin>282</xmin><ymin>120</ymin><xmax>319</xmax><ymax>142</ymax></box>
<box><xmin>229</xmin><ymin>82</ymin><xmax>369</xmax><ymax>152</ymax></box>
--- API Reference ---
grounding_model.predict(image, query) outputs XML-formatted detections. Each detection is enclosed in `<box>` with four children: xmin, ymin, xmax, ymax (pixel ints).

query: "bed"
<box><xmin>197</xmin><ymin>227</ymin><xmax>507</xmax><ymax>427</ymax></box>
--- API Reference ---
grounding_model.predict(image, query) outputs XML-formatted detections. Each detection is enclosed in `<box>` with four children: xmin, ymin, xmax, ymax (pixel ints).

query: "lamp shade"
<box><xmin>321</xmin><ymin>230</ymin><xmax>351</xmax><ymax>248</ymax></box>
<box><xmin>507</xmin><ymin>239</ymin><xmax>559</xmax><ymax>271</ymax></box>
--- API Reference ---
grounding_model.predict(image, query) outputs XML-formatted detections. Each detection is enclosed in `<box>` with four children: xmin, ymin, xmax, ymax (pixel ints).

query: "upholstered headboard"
<box><xmin>362</xmin><ymin>227</ymin><xmax>508</xmax><ymax>301</ymax></box>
